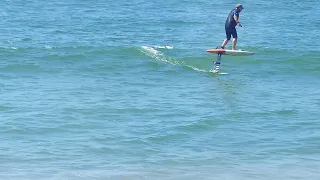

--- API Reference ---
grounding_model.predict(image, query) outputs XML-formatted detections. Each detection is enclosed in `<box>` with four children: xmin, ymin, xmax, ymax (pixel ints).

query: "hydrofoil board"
<box><xmin>206</xmin><ymin>48</ymin><xmax>254</xmax><ymax>56</ymax></box>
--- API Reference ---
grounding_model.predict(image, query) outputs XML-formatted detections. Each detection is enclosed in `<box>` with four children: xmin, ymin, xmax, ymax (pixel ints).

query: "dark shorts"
<box><xmin>225</xmin><ymin>26</ymin><xmax>237</xmax><ymax>40</ymax></box>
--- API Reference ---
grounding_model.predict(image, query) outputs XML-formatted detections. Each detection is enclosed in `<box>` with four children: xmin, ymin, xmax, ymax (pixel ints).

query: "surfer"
<box><xmin>220</xmin><ymin>4</ymin><xmax>244</xmax><ymax>50</ymax></box>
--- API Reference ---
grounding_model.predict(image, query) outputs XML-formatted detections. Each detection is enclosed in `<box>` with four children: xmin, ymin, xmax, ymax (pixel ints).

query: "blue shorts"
<box><xmin>225</xmin><ymin>26</ymin><xmax>237</xmax><ymax>40</ymax></box>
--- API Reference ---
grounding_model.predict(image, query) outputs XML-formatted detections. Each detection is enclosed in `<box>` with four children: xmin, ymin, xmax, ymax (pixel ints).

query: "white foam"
<box><xmin>154</xmin><ymin>45</ymin><xmax>173</xmax><ymax>49</ymax></box>
<box><xmin>139</xmin><ymin>46</ymin><xmax>207</xmax><ymax>73</ymax></box>
<box><xmin>45</xmin><ymin>45</ymin><xmax>55</xmax><ymax>49</ymax></box>
<box><xmin>187</xmin><ymin>65</ymin><xmax>207</xmax><ymax>72</ymax></box>
<box><xmin>140</xmin><ymin>46</ymin><xmax>181</xmax><ymax>66</ymax></box>
<box><xmin>141</xmin><ymin>46</ymin><xmax>162</xmax><ymax>56</ymax></box>
<box><xmin>209</xmin><ymin>69</ymin><xmax>228</xmax><ymax>74</ymax></box>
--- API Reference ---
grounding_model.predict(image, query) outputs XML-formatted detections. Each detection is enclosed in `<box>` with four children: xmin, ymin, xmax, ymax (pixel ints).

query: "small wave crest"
<box><xmin>139</xmin><ymin>46</ymin><xmax>207</xmax><ymax>73</ymax></box>
<box><xmin>153</xmin><ymin>45</ymin><xmax>174</xmax><ymax>49</ymax></box>
<box><xmin>44</xmin><ymin>45</ymin><xmax>55</xmax><ymax>49</ymax></box>
<box><xmin>140</xmin><ymin>46</ymin><xmax>179</xmax><ymax>65</ymax></box>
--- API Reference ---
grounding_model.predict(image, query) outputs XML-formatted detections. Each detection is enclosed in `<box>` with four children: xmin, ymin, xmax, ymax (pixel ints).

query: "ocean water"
<box><xmin>1</xmin><ymin>0</ymin><xmax>320</xmax><ymax>179</ymax></box>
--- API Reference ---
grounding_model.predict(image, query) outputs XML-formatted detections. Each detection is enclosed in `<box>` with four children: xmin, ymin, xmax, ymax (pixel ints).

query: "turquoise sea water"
<box><xmin>1</xmin><ymin>0</ymin><xmax>320</xmax><ymax>179</ymax></box>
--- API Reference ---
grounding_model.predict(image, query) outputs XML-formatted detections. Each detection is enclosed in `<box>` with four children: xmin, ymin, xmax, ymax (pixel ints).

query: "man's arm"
<box><xmin>233</xmin><ymin>14</ymin><xmax>242</xmax><ymax>27</ymax></box>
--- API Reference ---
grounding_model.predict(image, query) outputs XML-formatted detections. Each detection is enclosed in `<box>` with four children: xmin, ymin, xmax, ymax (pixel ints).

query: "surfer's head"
<box><xmin>235</xmin><ymin>4</ymin><xmax>244</xmax><ymax>12</ymax></box>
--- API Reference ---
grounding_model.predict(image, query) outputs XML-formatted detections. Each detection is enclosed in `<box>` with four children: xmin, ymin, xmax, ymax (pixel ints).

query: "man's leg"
<box><xmin>221</xmin><ymin>27</ymin><xmax>231</xmax><ymax>49</ymax></box>
<box><xmin>232</xmin><ymin>38</ymin><xmax>237</xmax><ymax>50</ymax></box>
<box><xmin>231</xmin><ymin>28</ymin><xmax>238</xmax><ymax>50</ymax></box>
<box><xmin>221</xmin><ymin>39</ymin><xmax>229</xmax><ymax>49</ymax></box>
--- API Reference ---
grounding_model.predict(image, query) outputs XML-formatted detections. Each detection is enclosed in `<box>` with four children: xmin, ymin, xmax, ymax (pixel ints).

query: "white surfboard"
<box><xmin>206</xmin><ymin>48</ymin><xmax>255</xmax><ymax>56</ymax></box>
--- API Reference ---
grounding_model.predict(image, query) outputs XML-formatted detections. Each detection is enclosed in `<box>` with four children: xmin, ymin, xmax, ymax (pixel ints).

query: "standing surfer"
<box><xmin>220</xmin><ymin>4</ymin><xmax>244</xmax><ymax>50</ymax></box>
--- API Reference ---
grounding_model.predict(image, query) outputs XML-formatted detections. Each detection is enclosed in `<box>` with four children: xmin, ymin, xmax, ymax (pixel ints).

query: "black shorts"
<box><xmin>225</xmin><ymin>26</ymin><xmax>237</xmax><ymax>40</ymax></box>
